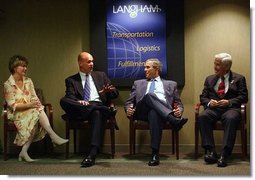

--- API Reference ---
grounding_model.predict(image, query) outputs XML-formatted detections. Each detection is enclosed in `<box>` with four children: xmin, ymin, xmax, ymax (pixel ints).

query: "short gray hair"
<box><xmin>215</xmin><ymin>52</ymin><xmax>232</xmax><ymax>69</ymax></box>
<box><xmin>146</xmin><ymin>58</ymin><xmax>163</xmax><ymax>72</ymax></box>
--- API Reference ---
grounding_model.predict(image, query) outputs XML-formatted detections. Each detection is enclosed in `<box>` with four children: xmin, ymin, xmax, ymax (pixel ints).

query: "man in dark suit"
<box><xmin>198</xmin><ymin>52</ymin><xmax>248</xmax><ymax>167</ymax></box>
<box><xmin>124</xmin><ymin>58</ymin><xmax>188</xmax><ymax>166</ymax></box>
<box><xmin>60</xmin><ymin>52</ymin><xmax>119</xmax><ymax>168</ymax></box>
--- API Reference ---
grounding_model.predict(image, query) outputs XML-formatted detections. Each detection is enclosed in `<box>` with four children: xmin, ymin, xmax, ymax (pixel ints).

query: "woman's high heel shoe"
<box><xmin>18</xmin><ymin>153</ymin><xmax>36</xmax><ymax>162</ymax></box>
<box><xmin>51</xmin><ymin>136</ymin><xmax>69</xmax><ymax>146</ymax></box>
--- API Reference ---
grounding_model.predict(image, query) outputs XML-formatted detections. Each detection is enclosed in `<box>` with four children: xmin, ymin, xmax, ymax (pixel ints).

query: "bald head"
<box><xmin>78</xmin><ymin>52</ymin><xmax>94</xmax><ymax>73</ymax></box>
<box><xmin>78</xmin><ymin>52</ymin><xmax>93</xmax><ymax>62</ymax></box>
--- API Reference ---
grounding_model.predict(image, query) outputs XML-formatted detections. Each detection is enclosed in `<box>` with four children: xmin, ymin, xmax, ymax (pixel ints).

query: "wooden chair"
<box><xmin>129</xmin><ymin>115</ymin><xmax>180</xmax><ymax>160</ymax></box>
<box><xmin>2</xmin><ymin>88</ymin><xmax>53</xmax><ymax>160</ymax></box>
<box><xmin>194</xmin><ymin>103</ymin><xmax>248</xmax><ymax>159</ymax></box>
<box><xmin>61</xmin><ymin>105</ymin><xmax>119</xmax><ymax>159</ymax></box>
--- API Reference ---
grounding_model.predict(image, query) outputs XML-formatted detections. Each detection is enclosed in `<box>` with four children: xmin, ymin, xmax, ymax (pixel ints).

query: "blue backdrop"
<box><xmin>106</xmin><ymin>0</ymin><xmax>166</xmax><ymax>79</ymax></box>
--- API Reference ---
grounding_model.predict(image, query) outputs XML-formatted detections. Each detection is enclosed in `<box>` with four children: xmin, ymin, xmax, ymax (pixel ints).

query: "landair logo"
<box><xmin>112</xmin><ymin>4</ymin><xmax>161</xmax><ymax>18</ymax></box>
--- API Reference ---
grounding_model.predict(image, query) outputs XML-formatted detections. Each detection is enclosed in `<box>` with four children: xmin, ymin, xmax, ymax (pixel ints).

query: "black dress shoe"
<box><xmin>173</xmin><ymin>118</ymin><xmax>188</xmax><ymax>131</ymax></box>
<box><xmin>204</xmin><ymin>151</ymin><xmax>218</xmax><ymax>164</ymax></box>
<box><xmin>80</xmin><ymin>156</ymin><xmax>95</xmax><ymax>168</ymax></box>
<box><xmin>148</xmin><ymin>154</ymin><xmax>160</xmax><ymax>166</ymax></box>
<box><xmin>217</xmin><ymin>156</ymin><xmax>228</xmax><ymax>167</ymax></box>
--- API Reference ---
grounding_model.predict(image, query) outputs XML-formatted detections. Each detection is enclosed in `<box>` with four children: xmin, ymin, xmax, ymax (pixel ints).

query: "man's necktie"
<box><xmin>83</xmin><ymin>74</ymin><xmax>90</xmax><ymax>101</ymax></box>
<box><xmin>217</xmin><ymin>77</ymin><xmax>225</xmax><ymax>98</ymax></box>
<box><xmin>149</xmin><ymin>79</ymin><xmax>155</xmax><ymax>93</ymax></box>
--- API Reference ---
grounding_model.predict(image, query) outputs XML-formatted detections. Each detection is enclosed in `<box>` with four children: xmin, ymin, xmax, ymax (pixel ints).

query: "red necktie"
<box><xmin>217</xmin><ymin>77</ymin><xmax>225</xmax><ymax>98</ymax></box>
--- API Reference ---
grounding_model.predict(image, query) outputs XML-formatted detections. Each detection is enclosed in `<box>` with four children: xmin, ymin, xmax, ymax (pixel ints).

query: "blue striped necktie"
<box><xmin>83</xmin><ymin>74</ymin><xmax>90</xmax><ymax>101</ymax></box>
<box><xmin>149</xmin><ymin>79</ymin><xmax>155</xmax><ymax>93</ymax></box>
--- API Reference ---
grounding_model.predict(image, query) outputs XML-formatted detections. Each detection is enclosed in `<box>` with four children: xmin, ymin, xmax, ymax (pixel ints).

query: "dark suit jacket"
<box><xmin>200</xmin><ymin>71</ymin><xmax>248</xmax><ymax>109</ymax></box>
<box><xmin>124</xmin><ymin>78</ymin><xmax>183</xmax><ymax>113</ymax></box>
<box><xmin>63</xmin><ymin>71</ymin><xmax>119</xmax><ymax>105</ymax></box>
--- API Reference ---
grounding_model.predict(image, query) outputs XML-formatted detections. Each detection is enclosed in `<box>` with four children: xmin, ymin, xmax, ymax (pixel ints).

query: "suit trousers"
<box><xmin>148</xmin><ymin>109</ymin><xmax>163</xmax><ymax>151</ymax></box>
<box><xmin>60</xmin><ymin>97</ymin><xmax>109</xmax><ymax>149</ymax></box>
<box><xmin>135</xmin><ymin>93</ymin><xmax>172</xmax><ymax>121</ymax></box>
<box><xmin>134</xmin><ymin>93</ymin><xmax>173</xmax><ymax>151</ymax></box>
<box><xmin>197</xmin><ymin>107</ymin><xmax>241</xmax><ymax>155</ymax></box>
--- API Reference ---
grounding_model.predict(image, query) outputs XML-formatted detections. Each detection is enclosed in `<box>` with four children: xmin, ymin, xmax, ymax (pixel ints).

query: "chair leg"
<box><xmin>73</xmin><ymin>129</ymin><xmax>77</xmax><ymax>154</ymax></box>
<box><xmin>240</xmin><ymin>127</ymin><xmax>246</xmax><ymax>160</ymax></box>
<box><xmin>129</xmin><ymin>125</ymin><xmax>136</xmax><ymax>155</ymax></box>
<box><xmin>4</xmin><ymin>127</ymin><xmax>8</xmax><ymax>161</ymax></box>
<box><xmin>44</xmin><ymin>134</ymin><xmax>55</xmax><ymax>155</ymax></box>
<box><xmin>172</xmin><ymin>130</ymin><xmax>175</xmax><ymax>154</ymax></box>
<box><xmin>175</xmin><ymin>131</ymin><xmax>179</xmax><ymax>160</ymax></box>
<box><xmin>244</xmin><ymin>129</ymin><xmax>248</xmax><ymax>156</ymax></box>
<box><xmin>44</xmin><ymin>136</ymin><xmax>47</xmax><ymax>154</ymax></box>
<box><xmin>110</xmin><ymin>126</ymin><xmax>115</xmax><ymax>159</ymax></box>
<box><xmin>133</xmin><ymin>129</ymin><xmax>136</xmax><ymax>154</ymax></box>
<box><xmin>48</xmin><ymin>118</ymin><xmax>54</xmax><ymax>154</ymax></box>
<box><xmin>129</xmin><ymin>122</ymin><xmax>134</xmax><ymax>155</ymax></box>
<box><xmin>195</xmin><ymin>122</ymin><xmax>199</xmax><ymax>158</ymax></box>
<box><xmin>129</xmin><ymin>130</ymin><xmax>132</xmax><ymax>155</ymax></box>
<box><xmin>65</xmin><ymin>122</ymin><xmax>70</xmax><ymax>159</ymax></box>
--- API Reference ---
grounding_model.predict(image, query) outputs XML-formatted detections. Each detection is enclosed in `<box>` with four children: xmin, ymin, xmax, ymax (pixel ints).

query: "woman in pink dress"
<box><xmin>3</xmin><ymin>55</ymin><xmax>68</xmax><ymax>162</ymax></box>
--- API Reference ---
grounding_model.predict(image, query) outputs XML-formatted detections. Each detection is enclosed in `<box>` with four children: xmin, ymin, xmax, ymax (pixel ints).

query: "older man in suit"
<box><xmin>197</xmin><ymin>52</ymin><xmax>248</xmax><ymax>167</ymax></box>
<box><xmin>124</xmin><ymin>58</ymin><xmax>188</xmax><ymax>166</ymax></box>
<box><xmin>60</xmin><ymin>52</ymin><xmax>119</xmax><ymax>168</ymax></box>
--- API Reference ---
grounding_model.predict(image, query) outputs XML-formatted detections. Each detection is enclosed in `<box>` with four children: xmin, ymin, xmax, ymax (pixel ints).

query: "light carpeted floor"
<box><xmin>0</xmin><ymin>152</ymin><xmax>251</xmax><ymax>176</ymax></box>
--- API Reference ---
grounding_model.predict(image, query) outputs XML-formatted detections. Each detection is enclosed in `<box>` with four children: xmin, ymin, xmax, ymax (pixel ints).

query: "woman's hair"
<box><xmin>9</xmin><ymin>55</ymin><xmax>28</xmax><ymax>74</ymax></box>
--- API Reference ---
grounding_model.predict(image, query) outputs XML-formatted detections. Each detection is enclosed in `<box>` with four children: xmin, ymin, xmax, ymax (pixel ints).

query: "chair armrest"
<box><xmin>128</xmin><ymin>115</ymin><xmax>139</xmax><ymax>129</ymax></box>
<box><xmin>128</xmin><ymin>115</ymin><xmax>134</xmax><ymax>121</ymax></box>
<box><xmin>195</xmin><ymin>103</ymin><xmax>201</xmax><ymax>113</ymax></box>
<box><xmin>195</xmin><ymin>103</ymin><xmax>201</xmax><ymax>121</ymax></box>
<box><xmin>3</xmin><ymin>102</ymin><xmax>8</xmax><ymax>124</ymax></box>
<box><xmin>241</xmin><ymin>103</ymin><xmax>246</xmax><ymax>113</ymax></box>
<box><xmin>108</xmin><ymin>101</ymin><xmax>119</xmax><ymax>130</ymax></box>
<box><xmin>241</xmin><ymin>103</ymin><xmax>247</xmax><ymax>124</ymax></box>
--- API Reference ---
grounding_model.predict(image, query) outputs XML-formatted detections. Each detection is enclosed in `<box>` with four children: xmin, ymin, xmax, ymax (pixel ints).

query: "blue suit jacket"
<box><xmin>124</xmin><ymin>78</ymin><xmax>183</xmax><ymax>113</ymax></box>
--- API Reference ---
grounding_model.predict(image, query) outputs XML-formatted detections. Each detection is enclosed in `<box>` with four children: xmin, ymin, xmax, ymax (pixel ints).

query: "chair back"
<box><xmin>35</xmin><ymin>88</ymin><xmax>45</xmax><ymax>104</ymax></box>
